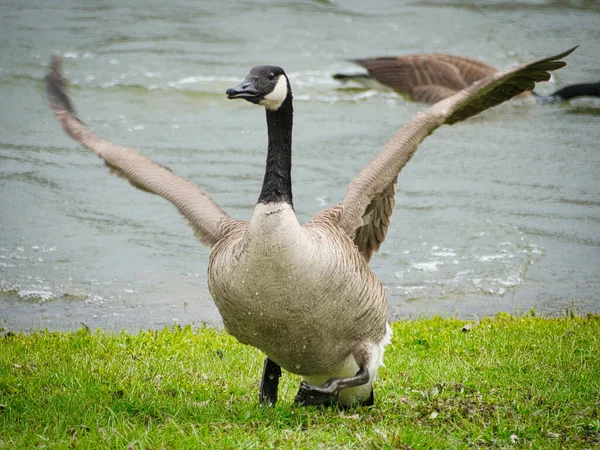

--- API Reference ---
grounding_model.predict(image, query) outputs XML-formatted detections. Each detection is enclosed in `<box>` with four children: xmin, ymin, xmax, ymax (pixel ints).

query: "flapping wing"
<box><xmin>45</xmin><ymin>55</ymin><xmax>236</xmax><ymax>248</ymax></box>
<box><xmin>354</xmin><ymin>55</ymin><xmax>470</xmax><ymax>99</ymax></box>
<box><xmin>411</xmin><ymin>84</ymin><xmax>462</xmax><ymax>104</ymax></box>
<box><xmin>329</xmin><ymin>47</ymin><xmax>576</xmax><ymax>261</ymax></box>
<box><xmin>431</xmin><ymin>54</ymin><xmax>498</xmax><ymax>85</ymax></box>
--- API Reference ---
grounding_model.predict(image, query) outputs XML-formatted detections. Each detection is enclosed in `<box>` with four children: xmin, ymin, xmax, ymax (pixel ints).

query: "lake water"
<box><xmin>1</xmin><ymin>0</ymin><xmax>599</xmax><ymax>331</ymax></box>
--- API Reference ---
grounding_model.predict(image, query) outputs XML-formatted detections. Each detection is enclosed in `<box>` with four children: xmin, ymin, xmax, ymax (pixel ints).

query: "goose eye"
<box><xmin>268</xmin><ymin>72</ymin><xmax>275</xmax><ymax>81</ymax></box>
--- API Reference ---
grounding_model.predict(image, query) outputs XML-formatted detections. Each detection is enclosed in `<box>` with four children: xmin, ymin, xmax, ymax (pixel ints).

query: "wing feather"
<box><xmin>430</xmin><ymin>54</ymin><xmax>497</xmax><ymax>85</ymax></box>
<box><xmin>45</xmin><ymin>55</ymin><xmax>235</xmax><ymax>248</ymax></box>
<box><xmin>327</xmin><ymin>47</ymin><xmax>577</xmax><ymax>260</ymax></box>
<box><xmin>411</xmin><ymin>85</ymin><xmax>462</xmax><ymax>104</ymax></box>
<box><xmin>353</xmin><ymin>54</ymin><xmax>500</xmax><ymax>104</ymax></box>
<box><xmin>354</xmin><ymin>55</ymin><xmax>468</xmax><ymax>99</ymax></box>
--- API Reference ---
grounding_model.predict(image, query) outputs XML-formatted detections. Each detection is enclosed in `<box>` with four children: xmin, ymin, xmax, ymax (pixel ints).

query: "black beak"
<box><xmin>226</xmin><ymin>76</ymin><xmax>260</xmax><ymax>102</ymax></box>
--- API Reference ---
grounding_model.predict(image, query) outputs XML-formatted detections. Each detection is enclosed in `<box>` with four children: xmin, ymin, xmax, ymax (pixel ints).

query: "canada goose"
<box><xmin>46</xmin><ymin>47</ymin><xmax>574</xmax><ymax>407</ymax></box>
<box><xmin>334</xmin><ymin>52</ymin><xmax>598</xmax><ymax>104</ymax></box>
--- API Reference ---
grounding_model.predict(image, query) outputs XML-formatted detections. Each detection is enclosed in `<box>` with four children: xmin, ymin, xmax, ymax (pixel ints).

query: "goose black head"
<box><xmin>226</xmin><ymin>65</ymin><xmax>290</xmax><ymax>111</ymax></box>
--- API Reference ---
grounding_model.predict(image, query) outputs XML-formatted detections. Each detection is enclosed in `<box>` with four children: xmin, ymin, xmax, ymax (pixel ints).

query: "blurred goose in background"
<box><xmin>334</xmin><ymin>51</ymin><xmax>599</xmax><ymax>104</ymax></box>
<box><xmin>46</xmin><ymin>47</ymin><xmax>574</xmax><ymax>407</ymax></box>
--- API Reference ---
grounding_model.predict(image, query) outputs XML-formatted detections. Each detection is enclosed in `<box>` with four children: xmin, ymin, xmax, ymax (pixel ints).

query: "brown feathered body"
<box><xmin>208</xmin><ymin>203</ymin><xmax>387</xmax><ymax>375</ymax></box>
<box><xmin>207</xmin><ymin>202</ymin><xmax>391</xmax><ymax>403</ymax></box>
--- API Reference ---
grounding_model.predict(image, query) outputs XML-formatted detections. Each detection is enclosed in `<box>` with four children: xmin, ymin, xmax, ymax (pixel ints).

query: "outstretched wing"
<box><xmin>323</xmin><ymin>47</ymin><xmax>576</xmax><ymax>262</ymax></box>
<box><xmin>430</xmin><ymin>54</ymin><xmax>498</xmax><ymax>86</ymax></box>
<box><xmin>45</xmin><ymin>55</ymin><xmax>239</xmax><ymax>248</ymax></box>
<box><xmin>353</xmin><ymin>54</ymin><xmax>497</xmax><ymax>103</ymax></box>
<box><xmin>411</xmin><ymin>84</ymin><xmax>462</xmax><ymax>104</ymax></box>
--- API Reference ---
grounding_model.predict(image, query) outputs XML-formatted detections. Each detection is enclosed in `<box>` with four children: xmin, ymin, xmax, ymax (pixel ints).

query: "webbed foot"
<box><xmin>294</xmin><ymin>380</ymin><xmax>339</xmax><ymax>406</ymax></box>
<box><xmin>293</xmin><ymin>363</ymin><xmax>372</xmax><ymax>407</ymax></box>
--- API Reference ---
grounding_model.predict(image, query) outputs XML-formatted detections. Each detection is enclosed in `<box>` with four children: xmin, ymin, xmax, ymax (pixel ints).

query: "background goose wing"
<box><xmin>328</xmin><ymin>47</ymin><xmax>576</xmax><ymax>262</ymax></box>
<box><xmin>431</xmin><ymin>54</ymin><xmax>498</xmax><ymax>85</ymax></box>
<box><xmin>45</xmin><ymin>55</ymin><xmax>236</xmax><ymax>248</ymax></box>
<box><xmin>354</xmin><ymin>55</ymin><xmax>472</xmax><ymax>100</ymax></box>
<box><xmin>411</xmin><ymin>84</ymin><xmax>463</xmax><ymax>104</ymax></box>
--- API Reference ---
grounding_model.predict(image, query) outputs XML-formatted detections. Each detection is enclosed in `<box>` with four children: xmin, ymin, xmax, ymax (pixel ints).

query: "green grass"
<box><xmin>1</xmin><ymin>313</ymin><xmax>599</xmax><ymax>449</ymax></box>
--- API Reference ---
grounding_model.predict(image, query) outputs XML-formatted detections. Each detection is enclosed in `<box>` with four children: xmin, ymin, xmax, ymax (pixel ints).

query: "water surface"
<box><xmin>1</xmin><ymin>0</ymin><xmax>599</xmax><ymax>331</ymax></box>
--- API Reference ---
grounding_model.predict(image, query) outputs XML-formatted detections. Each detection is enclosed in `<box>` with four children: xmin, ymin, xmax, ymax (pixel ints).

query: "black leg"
<box><xmin>259</xmin><ymin>357</ymin><xmax>282</xmax><ymax>405</ymax></box>
<box><xmin>294</xmin><ymin>363</ymin><xmax>371</xmax><ymax>407</ymax></box>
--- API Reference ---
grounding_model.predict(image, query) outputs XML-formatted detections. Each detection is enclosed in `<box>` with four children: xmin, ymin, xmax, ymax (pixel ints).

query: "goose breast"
<box><xmin>208</xmin><ymin>203</ymin><xmax>388</xmax><ymax>375</ymax></box>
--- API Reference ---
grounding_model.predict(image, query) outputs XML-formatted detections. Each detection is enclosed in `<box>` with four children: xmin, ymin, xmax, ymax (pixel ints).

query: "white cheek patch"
<box><xmin>260</xmin><ymin>75</ymin><xmax>288</xmax><ymax>110</ymax></box>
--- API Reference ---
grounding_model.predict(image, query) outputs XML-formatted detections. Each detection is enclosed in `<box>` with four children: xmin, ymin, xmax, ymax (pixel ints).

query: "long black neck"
<box><xmin>552</xmin><ymin>82</ymin><xmax>600</xmax><ymax>100</ymax></box>
<box><xmin>257</xmin><ymin>93</ymin><xmax>294</xmax><ymax>207</ymax></box>
<box><xmin>535</xmin><ymin>82</ymin><xmax>600</xmax><ymax>103</ymax></box>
